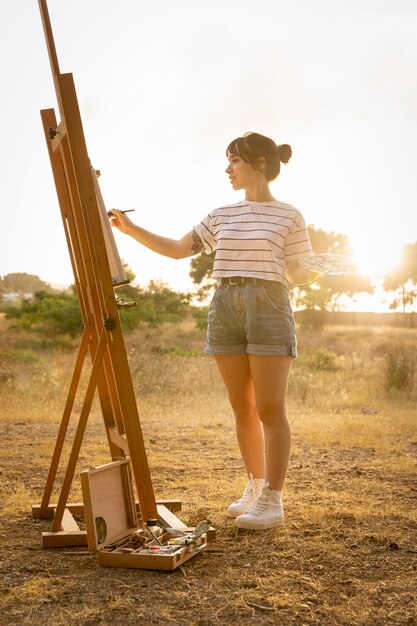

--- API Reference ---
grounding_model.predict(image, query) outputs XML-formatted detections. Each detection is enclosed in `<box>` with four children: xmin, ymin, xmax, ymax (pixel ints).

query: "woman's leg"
<box><xmin>215</xmin><ymin>354</ymin><xmax>265</xmax><ymax>479</ymax></box>
<box><xmin>248</xmin><ymin>355</ymin><xmax>292</xmax><ymax>491</ymax></box>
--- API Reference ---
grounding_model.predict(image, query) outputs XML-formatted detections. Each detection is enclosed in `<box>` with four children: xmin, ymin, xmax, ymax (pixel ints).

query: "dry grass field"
<box><xmin>1</xmin><ymin>313</ymin><xmax>416</xmax><ymax>625</ymax></box>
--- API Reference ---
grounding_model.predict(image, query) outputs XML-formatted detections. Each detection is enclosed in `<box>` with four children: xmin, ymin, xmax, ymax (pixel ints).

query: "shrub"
<box><xmin>192</xmin><ymin>306</ymin><xmax>209</xmax><ymax>331</ymax></box>
<box><xmin>14</xmin><ymin>349</ymin><xmax>40</xmax><ymax>364</ymax></box>
<box><xmin>383</xmin><ymin>337</ymin><xmax>416</xmax><ymax>390</ymax></box>
<box><xmin>301</xmin><ymin>347</ymin><xmax>343</xmax><ymax>371</ymax></box>
<box><xmin>14</xmin><ymin>335</ymin><xmax>78</xmax><ymax>352</ymax></box>
<box><xmin>119</xmin><ymin>281</ymin><xmax>191</xmax><ymax>329</ymax></box>
<box><xmin>288</xmin><ymin>373</ymin><xmax>312</xmax><ymax>403</ymax></box>
<box><xmin>5</xmin><ymin>283</ymin><xmax>192</xmax><ymax>338</ymax></box>
<box><xmin>5</xmin><ymin>291</ymin><xmax>82</xmax><ymax>337</ymax></box>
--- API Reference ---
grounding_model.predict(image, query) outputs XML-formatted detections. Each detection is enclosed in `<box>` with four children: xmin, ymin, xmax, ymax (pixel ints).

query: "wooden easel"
<box><xmin>32</xmin><ymin>0</ymin><xmax>187</xmax><ymax>547</ymax></box>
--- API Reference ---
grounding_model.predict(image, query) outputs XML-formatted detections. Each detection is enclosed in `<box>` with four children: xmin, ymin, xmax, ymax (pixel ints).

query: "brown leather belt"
<box><xmin>217</xmin><ymin>276</ymin><xmax>275</xmax><ymax>287</ymax></box>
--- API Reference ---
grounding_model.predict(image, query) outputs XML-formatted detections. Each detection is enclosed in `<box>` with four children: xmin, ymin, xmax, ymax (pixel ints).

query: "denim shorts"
<box><xmin>205</xmin><ymin>280</ymin><xmax>297</xmax><ymax>357</ymax></box>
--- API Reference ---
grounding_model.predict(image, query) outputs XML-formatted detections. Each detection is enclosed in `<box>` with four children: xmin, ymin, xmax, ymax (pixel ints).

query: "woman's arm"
<box><xmin>286</xmin><ymin>260</ymin><xmax>320</xmax><ymax>285</ymax></box>
<box><xmin>109</xmin><ymin>210</ymin><xmax>196</xmax><ymax>259</ymax></box>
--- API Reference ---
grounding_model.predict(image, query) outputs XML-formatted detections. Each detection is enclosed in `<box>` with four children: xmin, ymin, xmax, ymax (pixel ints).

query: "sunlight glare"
<box><xmin>351</xmin><ymin>237</ymin><xmax>402</xmax><ymax>279</ymax></box>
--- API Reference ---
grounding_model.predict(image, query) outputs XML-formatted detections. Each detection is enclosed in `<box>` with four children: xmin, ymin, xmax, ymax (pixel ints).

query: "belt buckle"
<box><xmin>229</xmin><ymin>277</ymin><xmax>241</xmax><ymax>285</ymax></box>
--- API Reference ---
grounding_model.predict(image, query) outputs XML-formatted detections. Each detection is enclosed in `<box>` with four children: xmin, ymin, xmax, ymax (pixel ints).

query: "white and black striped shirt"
<box><xmin>193</xmin><ymin>200</ymin><xmax>312</xmax><ymax>285</ymax></box>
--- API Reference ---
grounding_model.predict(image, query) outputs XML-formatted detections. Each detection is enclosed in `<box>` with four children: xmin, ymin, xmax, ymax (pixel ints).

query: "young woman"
<box><xmin>110</xmin><ymin>132</ymin><xmax>316</xmax><ymax>531</ymax></box>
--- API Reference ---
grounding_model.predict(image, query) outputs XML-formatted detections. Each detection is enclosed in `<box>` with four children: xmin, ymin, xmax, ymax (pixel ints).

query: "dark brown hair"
<box><xmin>226</xmin><ymin>132</ymin><xmax>292</xmax><ymax>181</ymax></box>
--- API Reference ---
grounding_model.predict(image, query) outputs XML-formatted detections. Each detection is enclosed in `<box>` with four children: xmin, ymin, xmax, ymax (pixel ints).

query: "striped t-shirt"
<box><xmin>193</xmin><ymin>200</ymin><xmax>313</xmax><ymax>285</ymax></box>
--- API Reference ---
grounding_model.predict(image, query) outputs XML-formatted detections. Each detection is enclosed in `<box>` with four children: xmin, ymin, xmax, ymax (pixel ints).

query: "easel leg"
<box><xmin>51</xmin><ymin>329</ymin><xmax>107</xmax><ymax>532</ymax></box>
<box><xmin>39</xmin><ymin>327</ymin><xmax>90</xmax><ymax>516</ymax></box>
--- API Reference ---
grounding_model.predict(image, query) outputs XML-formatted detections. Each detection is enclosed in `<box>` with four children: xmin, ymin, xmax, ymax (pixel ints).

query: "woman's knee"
<box><xmin>231</xmin><ymin>401</ymin><xmax>258</xmax><ymax>424</ymax></box>
<box><xmin>256</xmin><ymin>401</ymin><xmax>287</xmax><ymax>425</ymax></box>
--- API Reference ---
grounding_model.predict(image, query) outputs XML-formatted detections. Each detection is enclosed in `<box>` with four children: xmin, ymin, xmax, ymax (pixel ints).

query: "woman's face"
<box><xmin>225</xmin><ymin>150</ymin><xmax>262</xmax><ymax>191</ymax></box>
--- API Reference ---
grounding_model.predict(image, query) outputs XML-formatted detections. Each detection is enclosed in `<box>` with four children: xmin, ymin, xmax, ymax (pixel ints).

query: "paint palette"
<box><xmin>298</xmin><ymin>253</ymin><xmax>358</xmax><ymax>276</ymax></box>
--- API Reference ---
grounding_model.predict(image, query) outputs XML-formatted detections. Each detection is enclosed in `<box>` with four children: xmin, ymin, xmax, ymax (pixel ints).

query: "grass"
<box><xmin>0</xmin><ymin>314</ymin><xmax>416</xmax><ymax>625</ymax></box>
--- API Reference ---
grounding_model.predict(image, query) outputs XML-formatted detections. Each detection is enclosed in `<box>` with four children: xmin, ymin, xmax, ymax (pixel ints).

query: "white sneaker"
<box><xmin>234</xmin><ymin>485</ymin><xmax>284</xmax><ymax>530</ymax></box>
<box><xmin>227</xmin><ymin>477</ymin><xmax>265</xmax><ymax>518</ymax></box>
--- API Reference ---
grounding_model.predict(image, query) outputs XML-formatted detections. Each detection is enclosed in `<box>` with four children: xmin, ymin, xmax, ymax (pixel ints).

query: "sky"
<box><xmin>1</xmin><ymin>0</ymin><xmax>417</xmax><ymax>311</ymax></box>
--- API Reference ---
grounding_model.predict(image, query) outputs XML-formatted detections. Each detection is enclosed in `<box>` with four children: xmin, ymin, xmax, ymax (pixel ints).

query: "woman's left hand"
<box><xmin>286</xmin><ymin>259</ymin><xmax>320</xmax><ymax>285</ymax></box>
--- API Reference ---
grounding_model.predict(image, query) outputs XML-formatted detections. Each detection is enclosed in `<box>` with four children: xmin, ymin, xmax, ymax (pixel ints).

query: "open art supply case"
<box><xmin>81</xmin><ymin>460</ymin><xmax>211</xmax><ymax>570</ymax></box>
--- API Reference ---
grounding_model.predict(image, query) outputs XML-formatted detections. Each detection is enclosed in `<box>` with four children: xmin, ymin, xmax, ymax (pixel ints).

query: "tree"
<box><xmin>5</xmin><ymin>279</ymin><xmax>192</xmax><ymax>338</ymax></box>
<box><xmin>308</xmin><ymin>226</ymin><xmax>351</xmax><ymax>256</ymax></box>
<box><xmin>1</xmin><ymin>272</ymin><xmax>55</xmax><ymax>295</ymax></box>
<box><xmin>292</xmin><ymin>226</ymin><xmax>374</xmax><ymax>315</ymax></box>
<box><xmin>117</xmin><ymin>280</ymin><xmax>192</xmax><ymax>330</ymax></box>
<box><xmin>189</xmin><ymin>251</ymin><xmax>216</xmax><ymax>300</ymax></box>
<box><xmin>116</xmin><ymin>263</ymin><xmax>192</xmax><ymax>328</ymax></box>
<box><xmin>189</xmin><ymin>225</ymin><xmax>374</xmax><ymax>313</ymax></box>
<box><xmin>384</xmin><ymin>242</ymin><xmax>417</xmax><ymax>313</ymax></box>
<box><xmin>135</xmin><ymin>280</ymin><xmax>191</xmax><ymax>327</ymax></box>
<box><xmin>5</xmin><ymin>291</ymin><xmax>82</xmax><ymax>337</ymax></box>
<box><xmin>293</xmin><ymin>272</ymin><xmax>373</xmax><ymax>314</ymax></box>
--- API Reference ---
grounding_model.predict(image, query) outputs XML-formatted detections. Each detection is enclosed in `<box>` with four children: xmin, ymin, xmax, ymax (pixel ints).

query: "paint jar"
<box><xmin>145</xmin><ymin>519</ymin><xmax>162</xmax><ymax>539</ymax></box>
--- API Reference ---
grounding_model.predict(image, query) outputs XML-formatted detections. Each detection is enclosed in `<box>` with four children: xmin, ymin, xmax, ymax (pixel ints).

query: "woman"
<box><xmin>110</xmin><ymin>132</ymin><xmax>316</xmax><ymax>531</ymax></box>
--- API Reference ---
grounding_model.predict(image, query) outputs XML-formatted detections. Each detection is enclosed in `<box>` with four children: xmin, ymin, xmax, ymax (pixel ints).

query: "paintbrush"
<box><xmin>107</xmin><ymin>209</ymin><xmax>135</xmax><ymax>216</ymax></box>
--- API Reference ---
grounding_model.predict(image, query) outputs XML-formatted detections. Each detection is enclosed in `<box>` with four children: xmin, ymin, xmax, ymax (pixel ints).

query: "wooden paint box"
<box><xmin>80</xmin><ymin>460</ymin><xmax>208</xmax><ymax>570</ymax></box>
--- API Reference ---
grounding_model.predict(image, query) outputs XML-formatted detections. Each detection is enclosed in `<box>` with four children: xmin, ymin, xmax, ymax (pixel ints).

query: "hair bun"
<box><xmin>277</xmin><ymin>144</ymin><xmax>292</xmax><ymax>164</ymax></box>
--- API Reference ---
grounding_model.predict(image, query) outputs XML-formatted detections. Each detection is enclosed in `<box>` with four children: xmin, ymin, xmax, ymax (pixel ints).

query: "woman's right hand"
<box><xmin>108</xmin><ymin>209</ymin><xmax>133</xmax><ymax>235</ymax></box>
<box><xmin>107</xmin><ymin>211</ymin><xmax>195</xmax><ymax>260</ymax></box>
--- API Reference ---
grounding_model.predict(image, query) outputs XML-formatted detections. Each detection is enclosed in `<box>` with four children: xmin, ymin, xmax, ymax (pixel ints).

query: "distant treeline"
<box><xmin>295</xmin><ymin>310</ymin><xmax>417</xmax><ymax>328</ymax></box>
<box><xmin>1</xmin><ymin>226</ymin><xmax>417</xmax><ymax>334</ymax></box>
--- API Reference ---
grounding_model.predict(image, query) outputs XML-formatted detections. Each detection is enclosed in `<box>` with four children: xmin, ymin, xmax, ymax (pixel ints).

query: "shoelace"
<box><xmin>234</xmin><ymin>473</ymin><xmax>259</xmax><ymax>506</ymax></box>
<box><xmin>236</xmin><ymin>474</ymin><xmax>255</xmax><ymax>504</ymax></box>
<box><xmin>246</xmin><ymin>492</ymin><xmax>273</xmax><ymax>517</ymax></box>
<box><xmin>249</xmin><ymin>472</ymin><xmax>255</xmax><ymax>501</ymax></box>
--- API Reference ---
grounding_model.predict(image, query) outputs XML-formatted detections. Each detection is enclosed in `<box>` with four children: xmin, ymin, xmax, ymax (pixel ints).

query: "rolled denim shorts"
<box><xmin>204</xmin><ymin>280</ymin><xmax>297</xmax><ymax>357</ymax></box>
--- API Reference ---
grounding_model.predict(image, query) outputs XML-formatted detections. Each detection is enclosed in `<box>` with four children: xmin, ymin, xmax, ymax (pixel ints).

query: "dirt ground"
<box><xmin>1</xmin><ymin>416</ymin><xmax>417</xmax><ymax>626</ymax></box>
<box><xmin>1</xmin><ymin>320</ymin><xmax>417</xmax><ymax>625</ymax></box>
